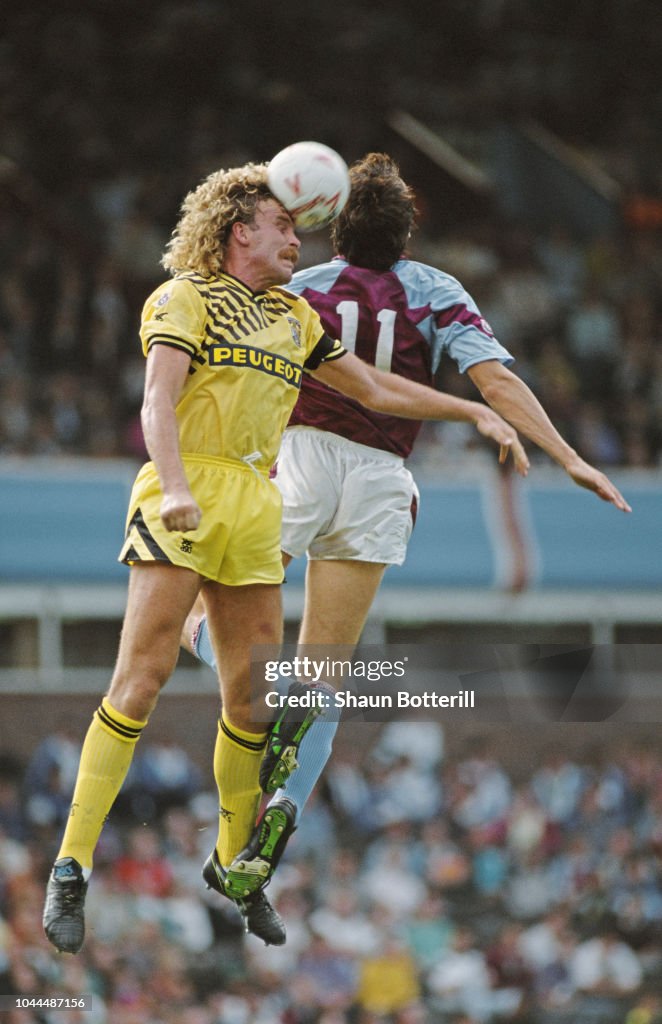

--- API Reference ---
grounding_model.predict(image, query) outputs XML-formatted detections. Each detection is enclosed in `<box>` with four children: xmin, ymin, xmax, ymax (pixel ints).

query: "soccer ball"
<box><xmin>267</xmin><ymin>141</ymin><xmax>351</xmax><ymax>232</ymax></box>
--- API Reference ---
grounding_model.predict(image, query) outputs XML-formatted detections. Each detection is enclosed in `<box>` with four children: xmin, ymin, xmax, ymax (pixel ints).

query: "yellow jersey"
<box><xmin>140</xmin><ymin>271</ymin><xmax>345</xmax><ymax>473</ymax></box>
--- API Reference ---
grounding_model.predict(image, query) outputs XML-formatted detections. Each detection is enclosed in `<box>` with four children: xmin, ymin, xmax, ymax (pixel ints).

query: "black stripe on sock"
<box><xmin>96</xmin><ymin>705</ymin><xmax>144</xmax><ymax>740</ymax></box>
<box><xmin>220</xmin><ymin>717</ymin><xmax>266</xmax><ymax>752</ymax></box>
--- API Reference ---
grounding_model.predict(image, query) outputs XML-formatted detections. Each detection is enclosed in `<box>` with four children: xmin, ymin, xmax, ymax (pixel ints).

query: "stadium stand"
<box><xmin>2</xmin><ymin>714</ymin><xmax>662</xmax><ymax>1022</ymax></box>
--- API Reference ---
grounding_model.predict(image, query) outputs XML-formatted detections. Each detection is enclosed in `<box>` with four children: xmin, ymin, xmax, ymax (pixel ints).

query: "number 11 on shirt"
<box><xmin>336</xmin><ymin>300</ymin><xmax>396</xmax><ymax>371</ymax></box>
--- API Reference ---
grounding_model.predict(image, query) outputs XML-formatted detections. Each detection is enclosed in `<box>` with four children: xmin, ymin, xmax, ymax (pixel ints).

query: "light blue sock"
<box><xmin>192</xmin><ymin>615</ymin><xmax>217</xmax><ymax>671</ymax></box>
<box><xmin>193</xmin><ymin>617</ymin><xmax>339</xmax><ymax>822</ymax></box>
<box><xmin>273</xmin><ymin>704</ymin><xmax>339</xmax><ymax>822</ymax></box>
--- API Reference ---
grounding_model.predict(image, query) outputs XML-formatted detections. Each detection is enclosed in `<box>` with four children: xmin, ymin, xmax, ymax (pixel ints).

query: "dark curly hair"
<box><xmin>330</xmin><ymin>153</ymin><xmax>417</xmax><ymax>271</ymax></box>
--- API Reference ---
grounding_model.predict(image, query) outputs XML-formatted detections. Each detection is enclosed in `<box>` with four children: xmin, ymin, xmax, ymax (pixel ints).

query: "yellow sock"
<box><xmin>214</xmin><ymin>714</ymin><xmax>267</xmax><ymax>867</ymax></box>
<box><xmin>58</xmin><ymin>698</ymin><xmax>147</xmax><ymax>870</ymax></box>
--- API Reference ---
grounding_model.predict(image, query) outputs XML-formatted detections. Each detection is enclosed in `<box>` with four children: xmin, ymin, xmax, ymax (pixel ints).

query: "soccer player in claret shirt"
<box><xmin>42</xmin><ymin>159</ymin><xmax>528</xmax><ymax>954</ymax></box>
<box><xmin>186</xmin><ymin>152</ymin><xmax>630</xmax><ymax>893</ymax></box>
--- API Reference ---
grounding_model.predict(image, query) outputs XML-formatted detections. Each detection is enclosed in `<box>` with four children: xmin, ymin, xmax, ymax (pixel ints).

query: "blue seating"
<box><xmin>1</xmin><ymin>464</ymin><xmax>657</xmax><ymax>589</ymax></box>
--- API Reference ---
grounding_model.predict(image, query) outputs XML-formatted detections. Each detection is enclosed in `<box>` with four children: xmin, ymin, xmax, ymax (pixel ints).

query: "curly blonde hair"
<box><xmin>162</xmin><ymin>163</ymin><xmax>273</xmax><ymax>277</ymax></box>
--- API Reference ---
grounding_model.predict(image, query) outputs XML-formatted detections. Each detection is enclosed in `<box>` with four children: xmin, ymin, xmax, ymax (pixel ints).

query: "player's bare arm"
<box><xmin>468</xmin><ymin>360</ymin><xmax>631</xmax><ymax>512</ymax></box>
<box><xmin>311</xmin><ymin>351</ymin><xmax>529</xmax><ymax>475</ymax></box>
<box><xmin>141</xmin><ymin>345</ymin><xmax>202</xmax><ymax>532</ymax></box>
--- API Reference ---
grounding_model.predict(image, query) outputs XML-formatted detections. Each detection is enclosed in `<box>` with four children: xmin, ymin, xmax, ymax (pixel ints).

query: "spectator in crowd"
<box><xmin>427</xmin><ymin>925</ymin><xmax>495</xmax><ymax>1019</ymax></box>
<box><xmin>355</xmin><ymin>934</ymin><xmax>422</xmax><ymax>1019</ymax></box>
<box><xmin>113</xmin><ymin>825</ymin><xmax>174</xmax><ymax>899</ymax></box>
<box><xmin>570</xmin><ymin>924</ymin><xmax>644</xmax><ymax>995</ymax></box>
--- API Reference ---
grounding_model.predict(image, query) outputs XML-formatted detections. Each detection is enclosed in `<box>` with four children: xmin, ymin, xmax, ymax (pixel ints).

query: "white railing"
<box><xmin>0</xmin><ymin>582</ymin><xmax>659</xmax><ymax>693</ymax></box>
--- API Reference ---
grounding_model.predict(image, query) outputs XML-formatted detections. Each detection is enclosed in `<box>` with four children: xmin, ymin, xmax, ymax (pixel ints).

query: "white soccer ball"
<box><xmin>267</xmin><ymin>141</ymin><xmax>351</xmax><ymax>232</ymax></box>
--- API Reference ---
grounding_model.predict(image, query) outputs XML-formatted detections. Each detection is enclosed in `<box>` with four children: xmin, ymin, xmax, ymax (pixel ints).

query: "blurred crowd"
<box><xmin>2</xmin><ymin>723</ymin><xmax>662</xmax><ymax>1023</ymax></box>
<box><xmin>2</xmin><ymin>204</ymin><xmax>662</xmax><ymax>470</ymax></box>
<box><xmin>2</xmin><ymin>2</ymin><xmax>662</xmax><ymax>467</ymax></box>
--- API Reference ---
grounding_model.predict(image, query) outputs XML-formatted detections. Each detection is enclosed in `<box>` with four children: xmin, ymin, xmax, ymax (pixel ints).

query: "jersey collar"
<box><xmin>217</xmin><ymin>270</ymin><xmax>267</xmax><ymax>298</ymax></box>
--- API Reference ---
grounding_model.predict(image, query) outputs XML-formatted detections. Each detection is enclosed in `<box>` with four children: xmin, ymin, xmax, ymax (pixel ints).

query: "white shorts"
<box><xmin>274</xmin><ymin>426</ymin><xmax>419</xmax><ymax>565</ymax></box>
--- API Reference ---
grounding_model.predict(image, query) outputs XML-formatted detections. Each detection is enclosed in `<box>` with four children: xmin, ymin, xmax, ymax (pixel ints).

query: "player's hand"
<box><xmin>563</xmin><ymin>453</ymin><xmax>632</xmax><ymax>512</ymax></box>
<box><xmin>160</xmin><ymin>489</ymin><xmax>202</xmax><ymax>532</ymax></box>
<box><xmin>474</xmin><ymin>408</ymin><xmax>530</xmax><ymax>477</ymax></box>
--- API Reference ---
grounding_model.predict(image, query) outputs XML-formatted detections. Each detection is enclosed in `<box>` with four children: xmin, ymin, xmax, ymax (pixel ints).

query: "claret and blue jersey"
<box><xmin>286</xmin><ymin>256</ymin><xmax>514</xmax><ymax>457</ymax></box>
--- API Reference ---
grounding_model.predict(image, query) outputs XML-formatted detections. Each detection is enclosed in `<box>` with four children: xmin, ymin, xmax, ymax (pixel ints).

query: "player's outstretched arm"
<box><xmin>467</xmin><ymin>360</ymin><xmax>631</xmax><ymax>512</ymax></box>
<box><xmin>311</xmin><ymin>352</ymin><xmax>529</xmax><ymax>475</ymax></box>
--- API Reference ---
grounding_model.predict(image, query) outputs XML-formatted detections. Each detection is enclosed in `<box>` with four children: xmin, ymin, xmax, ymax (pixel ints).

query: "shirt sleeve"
<box><xmin>433</xmin><ymin>274</ymin><xmax>514</xmax><ymax>373</ymax></box>
<box><xmin>304</xmin><ymin>332</ymin><xmax>346</xmax><ymax>370</ymax></box>
<box><xmin>295</xmin><ymin>295</ymin><xmax>346</xmax><ymax>370</ymax></box>
<box><xmin>140</xmin><ymin>278</ymin><xmax>207</xmax><ymax>359</ymax></box>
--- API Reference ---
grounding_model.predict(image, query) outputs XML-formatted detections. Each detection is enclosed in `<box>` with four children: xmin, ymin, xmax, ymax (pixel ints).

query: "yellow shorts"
<box><xmin>118</xmin><ymin>455</ymin><xmax>284</xmax><ymax>586</ymax></box>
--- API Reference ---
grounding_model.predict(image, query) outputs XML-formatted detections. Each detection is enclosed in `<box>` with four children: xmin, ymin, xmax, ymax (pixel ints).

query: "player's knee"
<box><xmin>106</xmin><ymin>680</ymin><xmax>159</xmax><ymax>720</ymax></box>
<box><xmin>109</xmin><ymin>656</ymin><xmax>175</xmax><ymax>718</ymax></box>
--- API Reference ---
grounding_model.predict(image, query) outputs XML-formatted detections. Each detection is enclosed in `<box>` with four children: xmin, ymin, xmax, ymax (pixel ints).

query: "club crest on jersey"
<box><xmin>156</xmin><ymin>291</ymin><xmax>170</xmax><ymax>307</ymax></box>
<box><xmin>287</xmin><ymin>317</ymin><xmax>302</xmax><ymax>347</ymax></box>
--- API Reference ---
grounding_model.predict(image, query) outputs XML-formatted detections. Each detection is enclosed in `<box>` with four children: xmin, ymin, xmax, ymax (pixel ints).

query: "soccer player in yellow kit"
<box><xmin>43</xmin><ymin>161</ymin><xmax>528</xmax><ymax>951</ymax></box>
